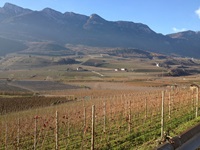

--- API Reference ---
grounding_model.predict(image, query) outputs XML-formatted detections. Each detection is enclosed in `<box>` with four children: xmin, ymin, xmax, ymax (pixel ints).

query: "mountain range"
<box><xmin>0</xmin><ymin>3</ymin><xmax>200</xmax><ymax>58</ymax></box>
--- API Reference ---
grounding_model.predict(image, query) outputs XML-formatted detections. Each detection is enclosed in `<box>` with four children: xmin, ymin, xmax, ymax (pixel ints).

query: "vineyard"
<box><xmin>0</xmin><ymin>87</ymin><xmax>199</xmax><ymax>149</ymax></box>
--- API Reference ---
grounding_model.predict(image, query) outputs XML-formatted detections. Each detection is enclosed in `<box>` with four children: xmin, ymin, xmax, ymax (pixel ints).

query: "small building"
<box><xmin>114</xmin><ymin>68</ymin><xmax>119</xmax><ymax>71</ymax></box>
<box><xmin>121</xmin><ymin>68</ymin><xmax>128</xmax><ymax>71</ymax></box>
<box><xmin>114</xmin><ymin>68</ymin><xmax>128</xmax><ymax>72</ymax></box>
<box><xmin>155</xmin><ymin>63</ymin><xmax>160</xmax><ymax>67</ymax></box>
<box><xmin>77</xmin><ymin>67</ymin><xmax>84</xmax><ymax>71</ymax></box>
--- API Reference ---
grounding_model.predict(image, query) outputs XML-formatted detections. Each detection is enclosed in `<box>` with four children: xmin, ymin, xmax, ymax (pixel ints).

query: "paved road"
<box><xmin>177</xmin><ymin>132</ymin><xmax>200</xmax><ymax>150</ymax></box>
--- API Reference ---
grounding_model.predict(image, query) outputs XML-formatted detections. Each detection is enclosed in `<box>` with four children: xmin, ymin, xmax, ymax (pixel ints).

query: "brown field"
<box><xmin>9</xmin><ymin>80</ymin><xmax>81</xmax><ymax>91</ymax></box>
<box><xmin>0</xmin><ymin>80</ymin><xmax>29</xmax><ymax>92</ymax></box>
<box><xmin>0</xmin><ymin>96</ymin><xmax>74</xmax><ymax>115</ymax></box>
<box><xmin>0</xmin><ymin>86</ymin><xmax>199</xmax><ymax>149</ymax></box>
<box><xmin>0</xmin><ymin>53</ymin><xmax>200</xmax><ymax>149</ymax></box>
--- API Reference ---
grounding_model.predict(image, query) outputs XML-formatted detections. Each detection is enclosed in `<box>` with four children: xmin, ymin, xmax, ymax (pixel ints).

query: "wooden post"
<box><xmin>161</xmin><ymin>91</ymin><xmax>165</xmax><ymax>139</ymax></box>
<box><xmin>128</xmin><ymin>100</ymin><xmax>131</xmax><ymax>133</ymax></box>
<box><xmin>110</xmin><ymin>101</ymin><xmax>113</xmax><ymax>122</ymax></box>
<box><xmin>34</xmin><ymin>117</ymin><xmax>37</xmax><ymax>150</ymax></box>
<box><xmin>67</xmin><ymin>112</ymin><xmax>70</xmax><ymax>137</ymax></box>
<box><xmin>17</xmin><ymin>118</ymin><xmax>20</xmax><ymax>150</ymax></box>
<box><xmin>169</xmin><ymin>92</ymin><xmax>171</xmax><ymax>119</ymax></box>
<box><xmin>103</xmin><ymin>101</ymin><xmax>106</xmax><ymax>133</ymax></box>
<box><xmin>172</xmin><ymin>89</ymin><xmax>174</xmax><ymax>113</ymax></box>
<box><xmin>84</xmin><ymin>107</ymin><xmax>86</xmax><ymax>127</ymax></box>
<box><xmin>55</xmin><ymin>111</ymin><xmax>59</xmax><ymax>150</ymax></box>
<box><xmin>196</xmin><ymin>88</ymin><xmax>199</xmax><ymax>118</ymax></box>
<box><xmin>81</xmin><ymin>106</ymin><xmax>86</xmax><ymax>150</ymax></box>
<box><xmin>192</xmin><ymin>89</ymin><xmax>195</xmax><ymax>111</ymax></box>
<box><xmin>145</xmin><ymin>98</ymin><xmax>147</xmax><ymax>120</ymax></box>
<box><xmin>83</xmin><ymin>97</ymin><xmax>85</xmax><ymax>108</ymax></box>
<box><xmin>5</xmin><ymin>123</ymin><xmax>7</xmax><ymax>150</ymax></box>
<box><xmin>91</xmin><ymin>105</ymin><xmax>95</xmax><ymax>150</ymax></box>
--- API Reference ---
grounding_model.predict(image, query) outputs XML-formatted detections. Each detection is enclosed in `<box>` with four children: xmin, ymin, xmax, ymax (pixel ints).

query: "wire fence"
<box><xmin>0</xmin><ymin>87</ymin><xmax>199</xmax><ymax>149</ymax></box>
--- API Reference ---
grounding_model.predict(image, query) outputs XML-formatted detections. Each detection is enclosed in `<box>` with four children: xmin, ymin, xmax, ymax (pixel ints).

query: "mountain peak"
<box><xmin>2</xmin><ymin>2</ymin><xmax>31</xmax><ymax>15</ymax></box>
<box><xmin>85</xmin><ymin>14</ymin><xmax>106</xmax><ymax>26</ymax></box>
<box><xmin>89</xmin><ymin>14</ymin><xmax>106</xmax><ymax>21</ymax></box>
<box><xmin>42</xmin><ymin>8</ymin><xmax>63</xmax><ymax>19</ymax></box>
<box><xmin>3</xmin><ymin>2</ymin><xmax>18</xmax><ymax>9</ymax></box>
<box><xmin>42</xmin><ymin>8</ymin><xmax>62</xmax><ymax>15</ymax></box>
<box><xmin>168</xmin><ymin>30</ymin><xmax>200</xmax><ymax>39</ymax></box>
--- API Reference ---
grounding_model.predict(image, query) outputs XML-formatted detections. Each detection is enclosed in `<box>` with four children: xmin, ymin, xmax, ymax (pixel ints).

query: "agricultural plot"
<box><xmin>0</xmin><ymin>87</ymin><xmax>199</xmax><ymax>149</ymax></box>
<box><xmin>0</xmin><ymin>80</ymin><xmax>29</xmax><ymax>92</ymax></box>
<box><xmin>0</xmin><ymin>96</ymin><xmax>75</xmax><ymax>115</ymax></box>
<box><xmin>9</xmin><ymin>80</ymin><xmax>80</xmax><ymax>91</ymax></box>
<box><xmin>0</xmin><ymin>53</ymin><xmax>167</xmax><ymax>81</ymax></box>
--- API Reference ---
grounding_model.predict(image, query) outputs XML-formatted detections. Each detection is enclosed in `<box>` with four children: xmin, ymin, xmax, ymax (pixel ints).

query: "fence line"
<box><xmin>0</xmin><ymin>88</ymin><xmax>199</xmax><ymax>149</ymax></box>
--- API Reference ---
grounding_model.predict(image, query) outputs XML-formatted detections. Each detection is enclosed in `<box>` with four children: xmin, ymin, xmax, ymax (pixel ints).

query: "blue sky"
<box><xmin>0</xmin><ymin>0</ymin><xmax>200</xmax><ymax>35</ymax></box>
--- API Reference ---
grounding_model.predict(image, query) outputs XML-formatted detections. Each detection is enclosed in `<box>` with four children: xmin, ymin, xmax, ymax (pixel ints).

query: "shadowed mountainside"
<box><xmin>0</xmin><ymin>3</ymin><xmax>200</xmax><ymax>58</ymax></box>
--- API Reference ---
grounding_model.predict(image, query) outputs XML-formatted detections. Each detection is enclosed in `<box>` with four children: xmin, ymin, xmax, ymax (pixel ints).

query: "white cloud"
<box><xmin>172</xmin><ymin>27</ymin><xmax>187</xmax><ymax>33</ymax></box>
<box><xmin>195</xmin><ymin>7</ymin><xmax>200</xmax><ymax>18</ymax></box>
